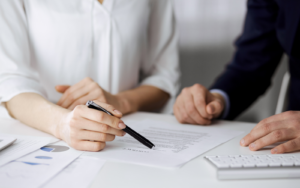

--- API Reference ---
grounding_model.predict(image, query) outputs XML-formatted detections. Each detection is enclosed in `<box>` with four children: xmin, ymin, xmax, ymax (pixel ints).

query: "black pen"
<box><xmin>86</xmin><ymin>101</ymin><xmax>155</xmax><ymax>149</ymax></box>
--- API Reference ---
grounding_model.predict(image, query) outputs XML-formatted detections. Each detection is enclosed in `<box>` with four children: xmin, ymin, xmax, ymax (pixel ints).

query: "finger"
<box><xmin>68</xmin><ymin>96</ymin><xmax>89</xmax><ymax>110</ymax></box>
<box><xmin>75</xmin><ymin>105</ymin><xmax>124</xmax><ymax>130</ymax></box>
<box><xmin>271</xmin><ymin>137</ymin><xmax>300</xmax><ymax>154</ymax></box>
<box><xmin>75</xmin><ymin>119</ymin><xmax>125</xmax><ymax>136</ymax></box>
<box><xmin>191</xmin><ymin>84</ymin><xmax>212</xmax><ymax>119</ymax></box>
<box><xmin>72</xmin><ymin>140</ymin><xmax>106</xmax><ymax>152</ymax></box>
<box><xmin>60</xmin><ymin>83</ymin><xmax>94</xmax><ymax>108</ymax></box>
<box><xmin>68</xmin><ymin>93</ymin><xmax>95</xmax><ymax>111</ymax></box>
<box><xmin>255</xmin><ymin>111</ymin><xmax>297</xmax><ymax>130</ymax></box>
<box><xmin>178</xmin><ymin>107</ymin><xmax>197</xmax><ymax>124</ymax></box>
<box><xmin>206</xmin><ymin>100</ymin><xmax>223</xmax><ymax>117</ymax></box>
<box><xmin>75</xmin><ymin>130</ymin><xmax>116</xmax><ymax>142</ymax></box>
<box><xmin>57</xmin><ymin>86</ymin><xmax>84</xmax><ymax>106</ymax></box>
<box><xmin>173</xmin><ymin>96</ymin><xmax>197</xmax><ymax>124</ymax></box>
<box><xmin>57</xmin><ymin>77</ymin><xmax>92</xmax><ymax>105</ymax></box>
<box><xmin>174</xmin><ymin>103</ymin><xmax>185</xmax><ymax>123</ymax></box>
<box><xmin>67</xmin><ymin>88</ymin><xmax>107</xmax><ymax>110</ymax></box>
<box><xmin>92</xmin><ymin>100</ymin><xmax>123</xmax><ymax>118</ymax></box>
<box><xmin>174</xmin><ymin>101</ymin><xmax>197</xmax><ymax>124</ymax></box>
<box><xmin>182</xmin><ymin>90</ymin><xmax>211</xmax><ymax>125</ymax></box>
<box><xmin>241</xmin><ymin>120</ymin><xmax>288</xmax><ymax>146</ymax></box>
<box><xmin>55</xmin><ymin>85</ymin><xmax>70</xmax><ymax>93</ymax></box>
<box><xmin>247</xmin><ymin>129</ymin><xmax>295</xmax><ymax>151</ymax></box>
<box><xmin>249</xmin><ymin>111</ymin><xmax>300</xmax><ymax>142</ymax></box>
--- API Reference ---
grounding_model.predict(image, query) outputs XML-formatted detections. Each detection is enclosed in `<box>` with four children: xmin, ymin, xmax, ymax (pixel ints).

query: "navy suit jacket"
<box><xmin>211</xmin><ymin>0</ymin><xmax>300</xmax><ymax>120</ymax></box>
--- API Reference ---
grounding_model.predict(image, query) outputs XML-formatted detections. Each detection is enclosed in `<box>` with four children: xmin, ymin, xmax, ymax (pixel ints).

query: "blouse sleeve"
<box><xmin>140</xmin><ymin>0</ymin><xmax>181</xmax><ymax>114</ymax></box>
<box><xmin>0</xmin><ymin>0</ymin><xmax>47</xmax><ymax>104</ymax></box>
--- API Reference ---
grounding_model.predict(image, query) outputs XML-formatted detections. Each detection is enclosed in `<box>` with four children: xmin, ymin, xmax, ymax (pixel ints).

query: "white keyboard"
<box><xmin>205</xmin><ymin>154</ymin><xmax>300</xmax><ymax>180</ymax></box>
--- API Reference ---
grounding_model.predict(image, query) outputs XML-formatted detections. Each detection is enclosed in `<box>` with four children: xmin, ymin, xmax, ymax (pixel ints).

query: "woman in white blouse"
<box><xmin>0</xmin><ymin>0</ymin><xmax>180</xmax><ymax>151</ymax></box>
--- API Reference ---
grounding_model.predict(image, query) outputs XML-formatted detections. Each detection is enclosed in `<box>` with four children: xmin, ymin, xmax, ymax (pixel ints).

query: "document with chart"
<box><xmin>0</xmin><ymin>141</ymin><xmax>83</xmax><ymax>188</ymax></box>
<box><xmin>0</xmin><ymin>134</ymin><xmax>53</xmax><ymax>167</ymax></box>
<box><xmin>86</xmin><ymin>119</ymin><xmax>243</xmax><ymax>168</ymax></box>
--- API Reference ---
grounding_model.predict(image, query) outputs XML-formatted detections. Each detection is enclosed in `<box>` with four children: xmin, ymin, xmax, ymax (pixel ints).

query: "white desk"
<box><xmin>1</xmin><ymin>112</ymin><xmax>299</xmax><ymax>188</ymax></box>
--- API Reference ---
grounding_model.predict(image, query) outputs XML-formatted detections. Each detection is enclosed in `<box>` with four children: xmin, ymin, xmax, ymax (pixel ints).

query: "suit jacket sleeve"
<box><xmin>210</xmin><ymin>0</ymin><xmax>284</xmax><ymax>120</ymax></box>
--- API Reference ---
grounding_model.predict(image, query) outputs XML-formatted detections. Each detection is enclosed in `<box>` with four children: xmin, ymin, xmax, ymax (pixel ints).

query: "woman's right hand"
<box><xmin>56</xmin><ymin>100</ymin><xmax>126</xmax><ymax>151</ymax></box>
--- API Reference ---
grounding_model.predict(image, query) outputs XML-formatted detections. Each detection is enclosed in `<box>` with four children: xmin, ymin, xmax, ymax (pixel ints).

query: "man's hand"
<box><xmin>240</xmin><ymin>111</ymin><xmax>300</xmax><ymax>154</ymax></box>
<box><xmin>56</xmin><ymin>77</ymin><xmax>124</xmax><ymax>112</ymax></box>
<box><xmin>173</xmin><ymin>84</ymin><xmax>225</xmax><ymax>125</ymax></box>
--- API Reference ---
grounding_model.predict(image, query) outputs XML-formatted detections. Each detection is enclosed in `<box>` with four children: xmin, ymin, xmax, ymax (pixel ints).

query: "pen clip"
<box><xmin>86</xmin><ymin>101</ymin><xmax>113</xmax><ymax>116</ymax></box>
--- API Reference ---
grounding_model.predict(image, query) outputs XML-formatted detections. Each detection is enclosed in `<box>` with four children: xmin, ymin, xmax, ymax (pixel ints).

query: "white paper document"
<box><xmin>0</xmin><ymin>141</ymin><xmax>83</xmax><ymax>188</ymax></box>
<box><xmin>0</xmin><ymin>134</ymin><xmax>52</xmax><ymax>167</ymax></box>
<box><xmin>86</xmin><ymin>119</ymin><xmax>243</xmax><ymax>168</ymax></box>
<box><xmin>44</xmin><ymin>156</ymin><xmax>105</xmax><ymax>188</ymax></box>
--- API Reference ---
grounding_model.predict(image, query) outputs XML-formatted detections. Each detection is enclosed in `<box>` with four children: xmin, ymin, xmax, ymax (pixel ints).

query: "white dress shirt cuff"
<box><xmin>0</xmin><ymin>76</ymin><xmax>47</xmax><ymax>103</ymax></box>
<box><xmin>210</xmin><ymin>89</ymin><xmax>230</xmax><ymax>119</ymax></box>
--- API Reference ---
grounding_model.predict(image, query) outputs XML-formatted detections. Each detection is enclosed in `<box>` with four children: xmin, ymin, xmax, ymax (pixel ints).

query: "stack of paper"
<box><xmin>85</xmin><ymin>119</ymin><xmax>243</xmax><ymax>168</ymax></box>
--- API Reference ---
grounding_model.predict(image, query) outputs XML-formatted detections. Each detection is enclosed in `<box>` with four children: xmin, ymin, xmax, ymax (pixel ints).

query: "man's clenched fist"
<box><xmin>173</xmin><ymin>84</ymin><xmax>225</xmax><ymax>125</ymax></box>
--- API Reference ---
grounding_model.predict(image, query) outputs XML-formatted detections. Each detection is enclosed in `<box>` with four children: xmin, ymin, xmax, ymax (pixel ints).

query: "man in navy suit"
<box><xmin>174</xmin><ymin>0</ymin><xmax>300</xmax><ymax>154</ymax></box>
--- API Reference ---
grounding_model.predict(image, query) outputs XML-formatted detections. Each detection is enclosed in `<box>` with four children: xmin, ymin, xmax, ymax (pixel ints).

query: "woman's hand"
<box><xmin>56</xmin><ymin>100</ymin><xmax>126</xmax><ymax>151</ymax></box>
<box><xmin>240</xmin><ymin>111</ymin><xmax>300</xmax><ymax>154</ymax></box>
<box><xmin>56</xmin><ymin>77</ymin><xmax>124</xmax><ymax>112</ymax></box>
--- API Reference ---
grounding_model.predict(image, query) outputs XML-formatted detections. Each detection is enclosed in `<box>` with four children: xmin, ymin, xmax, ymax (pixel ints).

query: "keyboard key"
<box><xmin>270</xmin><ymin>155</ymin><xmax>287</xmax><ymax>158</ymax></box>
<box><xmin>218</xmin><ymin>155</ymin><xmax>231</xmax><ymax>158</ymax></box>
<box><xmin>260</xmin><ymin>159</ymin><xmax>270</xmax><ymax>163</ymax></box>
<box><xmin>282</xmin><ymin>163</ymin><xmax>294</xmax><ymax>167</ymax></box>
<box><xmin>257</xmin><ymin>155</ymin><xmax>268</xmax><ymax>159</ymax></box>
<box><xmin>295</xmin><ymin>162</ymin><xmax>300</xmax><ymax>166</ymax></box>
<box><xmin>248</xmin><ymin>159</ymin><xmax>258</xmax><ymax>163</ymax></box>
<box><xmin>205</xmin><ymin>156</ymin><xmax>217</xmax><ymax>159</ymax></box>
<box><xmin>214</xmin><ymin>163</ymin><xmax>230</xmax><ymax>168</ymax></box>
<box><xmin>230</xmin><ymin>164</ymin><xmax>242</xmax><ymax>168</ymax></box>
<box><xmin>269</xmin><ymin>163</ymin><xmax>281</xmax><ymax>167</ymax></box>
<box><xmin>282</xmin><ymin>155</ymin><xmax>295</xmax><ymax>159</ymax></box>
<box><xmin>229</xmin><ymin>155</ymin><xmax>240</xmax><ymax>158</ymax></box>
<box><xmin>241</xmin><ymin>155</ymin><xmax>253</xmax><ymax>159</ymax></box>
<box><xmin>210</xmin><ymin>158</ymin><xmax>221</xmax><ymax>162</ymax></box>
<box><xmin>283</xmin><ymin>159</ymin><xmax>297</xmax><ymax>163</ymax></box>
<box><xmin>256</xmin><ymin>163</ymin><xmax>268</xmax><ymax>167</ymax></box>
<box><xmin>243</xmin><ymin>163</ymin><xmax>255</xmax><ymax>168</ymax></box>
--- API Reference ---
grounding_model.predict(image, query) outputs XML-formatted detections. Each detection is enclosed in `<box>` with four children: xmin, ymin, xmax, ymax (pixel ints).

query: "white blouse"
<box><xmin>0</xmin><ymin>0</ymin><xmax>180</xmax><ymax>117</ymax></box>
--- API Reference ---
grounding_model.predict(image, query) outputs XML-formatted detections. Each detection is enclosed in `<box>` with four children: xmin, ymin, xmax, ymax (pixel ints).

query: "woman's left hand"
<box><xmin>56</xmin><ymin>77</ymin><xmax>123</xmax><ymax>111</ymax></box>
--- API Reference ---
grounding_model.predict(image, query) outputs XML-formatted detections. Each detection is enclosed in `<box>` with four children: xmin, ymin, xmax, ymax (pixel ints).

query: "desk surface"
<box><xmin>1</xmin><ymin>112</ymin><xmax>299</xmax><ymax>188</ymax></box>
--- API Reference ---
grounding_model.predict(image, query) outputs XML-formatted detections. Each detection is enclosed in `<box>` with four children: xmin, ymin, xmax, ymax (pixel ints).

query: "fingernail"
<box><xmin>271</xmin><ymin>148</ymin><xmax>277</xmax><ymax>154</ymax></box>
<box><xmin>250</xmin><ymin>143</ymin><xmax>255</xmax><ymax>149</ymax></box>
<box><xmin>118</xmin><ymin>122</ymin><xmax>126</xmax><ymax>129</ymax></box>
<box><xmin>114</xmin><ymin>109</ymin><xmax>122</xmax><ymax>115</ymax></box>
<box><xmin>122</xmin><ymin>132</ymin><xmax>126</xmax><ymax>136</ymax></box>
<box><xmin>240</xmin><ymin>139</ymin><xmax>245</xmax><ymax>146</ymax></box>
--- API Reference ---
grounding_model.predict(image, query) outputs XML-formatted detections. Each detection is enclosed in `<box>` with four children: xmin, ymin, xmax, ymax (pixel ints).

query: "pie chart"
<box><xmin>40</xmin><ymin>145</ymin><xmax>69</xmax><ymax>152</ymax></box>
